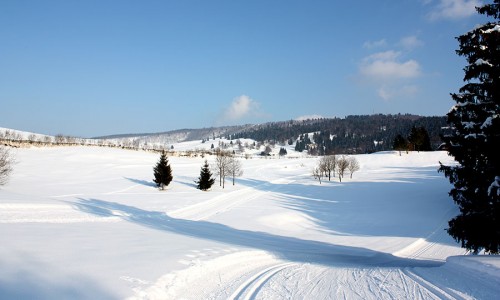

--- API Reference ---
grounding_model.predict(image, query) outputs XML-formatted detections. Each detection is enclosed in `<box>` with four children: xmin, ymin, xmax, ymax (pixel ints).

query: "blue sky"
<box><xmin>0</xmin><ymin>0</ymin><xmax>489</xmax><ymax>137</ymax></box>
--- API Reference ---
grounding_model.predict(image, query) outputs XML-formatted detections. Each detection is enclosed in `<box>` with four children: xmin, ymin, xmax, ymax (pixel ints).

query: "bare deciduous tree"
<box><xmin>319</xmin><ymin>155</ymin><xmax>336</xmax><ymax>181</ymax></box>
<box><xmin>312</xmin><ymin>166</ymin><xmax>323</xmax><ymax>184</ymax></box>
<box><xmin>337</xmin><ymin>155</ymin><xmax>349</xmax><ymax>182</ymax></box>
<box><xmin>212</xmin><ymin>149</ymin><xmax>232</xmax><ymax>188</ymax></box>
<box><xmin>55</xmin><ymin>134</ymin><xmax>65</xmax><ymax>144</ymax></box>
<box><xmin>347</xmin><ymin>156</ymin><xmax>360</xmax><ymax>179</ymax></box>
<box><xmin>27</xmin><ymin>134</ymin><xmax>37</xmax><ymax>144</ymax></box>
<box><xmin>0</xmin><ymin>147</ymin><xmax>13</xmax><ymax>186</ymax></box>
<box><xmin>228</xmin><ymin>156</ymin><xmax>243</xmax><ymax>186</ymax></box>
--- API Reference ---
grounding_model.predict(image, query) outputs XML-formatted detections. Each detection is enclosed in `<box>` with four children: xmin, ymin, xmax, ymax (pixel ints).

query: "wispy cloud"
<box><xmin>425</xmin><ymin>0</ymin><xmax>482</xmax><ymax>21</ymax></box>
<box><xmin>217</xmin><ymin>95</ymin><xmax>263</xmax><ymax>125</ymax></box>
<box><xmin>358</xmin><ymin>37</ymin><xmax>422</xmax><ymax>101</ymax></box>
<box><xmin>378</xmin><ymin>85</ymin><xmax>419</xmax><ymax>101</ymax></box>
<box><xmin>363</xmin><ymin>39</ymin><xmax>387</xmax><ymax>49</ymax></box>
<box><xmin>398</xmin><ymin>35</ymin><xmax>424</xmax><ymax>50</ymax></box>
<box><xmin>360</xmin><ymin>50</ymin><xmax>421</xmax><ymax>81</ymax></box>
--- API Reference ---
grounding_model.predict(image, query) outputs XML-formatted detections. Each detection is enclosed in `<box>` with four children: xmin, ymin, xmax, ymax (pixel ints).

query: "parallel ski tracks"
<box><xmin>228</xmin><ymin>262</ymin><xmax>297</xmax><ymax>300</ymax></box>
<box><xmin>140</xmin><ymin>164</ymin><xmax>466</xmax><ymax>299</ymax></box>
<box><xmin>401</xmin><ymin>268</ymin><xmax>462</xmax><ymax>300</ymax></box>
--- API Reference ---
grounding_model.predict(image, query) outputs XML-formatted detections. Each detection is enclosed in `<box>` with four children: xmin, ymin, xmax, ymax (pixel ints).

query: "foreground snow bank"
<box><xmin>446</xmin><ymin>255</ymin><xmax>500</xmax><ymax>280</ymax></box>
<box><xmin>1</xmin><ymin>147</ymin><xmax>499</xmax><ymax>299</ymax></box>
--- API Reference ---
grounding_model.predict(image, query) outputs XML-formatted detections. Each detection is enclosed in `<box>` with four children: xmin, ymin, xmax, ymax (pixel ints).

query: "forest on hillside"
<box><xmin>229</xmin><ymin>114</ymin><xmax>447</xmax><ymax>154</ymax></box>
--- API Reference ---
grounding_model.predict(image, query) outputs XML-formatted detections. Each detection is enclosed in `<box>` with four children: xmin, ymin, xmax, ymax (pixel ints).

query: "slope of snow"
<box><xmin>1</xmin><ymin>147</ymin><xmax>498</xmax><ymax>299</ymax></box>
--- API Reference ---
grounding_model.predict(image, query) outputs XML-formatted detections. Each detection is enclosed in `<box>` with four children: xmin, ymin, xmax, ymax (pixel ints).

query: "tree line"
<box><xmin>229</xmin><ymin>114</ymin><xmax>446</xmax><ymax>154</ymax></box>
<box><xmin>392</xmin><ymin>126</ymin><xmax>432</xmax><ymax>155</ymax></box>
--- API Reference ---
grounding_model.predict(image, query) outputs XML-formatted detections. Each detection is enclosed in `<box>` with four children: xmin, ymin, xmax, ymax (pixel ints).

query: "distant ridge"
<box><xmin>3</xmin><ymin>114</ymin><xmax>447</xmax><ymax>154</ymax></box>
<box><xmin>91</xmin><ymin>113</ymin><xmax>447</xmax><ymax>154</ymax></box>
<box><xmin>92</xmin><ymin>124</ymin><xmax>256</xmax><ymax>145</ymax></box>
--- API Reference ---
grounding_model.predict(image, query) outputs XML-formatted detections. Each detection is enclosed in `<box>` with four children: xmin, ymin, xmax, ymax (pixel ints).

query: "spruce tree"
<box><xmin>153</xmin><ymin>152</ymin><xmax>173</xmax><ymax>190</ymax></box>
<box><xmin>439</xmin><ymin>1</ymin><xmax>500</xmax><ymax>253</ymax></box>
<box><xmin>393</xmin><ymin>134</ymin><xmax>408</xmax><ymax>155</ymax></box>
<box><xmin>408</xmin><ymin>126</ymin><xmax>432</xmax><ymax>152</ymax></box>
<box><xmin>195</xmin><ymin>160</ymin><xmax>215</xmax><ymax>191</ymax></box>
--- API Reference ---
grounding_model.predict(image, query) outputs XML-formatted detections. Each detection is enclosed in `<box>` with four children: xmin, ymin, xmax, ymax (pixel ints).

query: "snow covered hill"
<box><xmin>0</xmin><ymin>147</ymin><xmax>499</xmax><ymax>299</ymax></box>
<box><xmin>93</xmin><ymin>125</ymin><xmax>254</xmax><ymax>147</ymax></box>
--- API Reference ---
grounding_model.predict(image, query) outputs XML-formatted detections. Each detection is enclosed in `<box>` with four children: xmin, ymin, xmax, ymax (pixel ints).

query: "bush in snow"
<box><xmin>0</xmin><ymin>146</ymin><xmax>13</xmax><ymax>186</ymax></box>
<box><xmin>439</xmin><ymin>1</ymin><xmax>500</xmax><ymax>254</ymax></box>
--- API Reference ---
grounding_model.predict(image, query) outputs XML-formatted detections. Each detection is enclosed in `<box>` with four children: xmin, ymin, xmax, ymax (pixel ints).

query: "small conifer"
<box><xmin>153</xmin><ymin>152</ymin><xmax>173</xmax><ymax>190</ymax></box>
<box><xmin>195</xmin><ymin>160</ymin><xmax>215</xmax><ymax>191</ymax></box>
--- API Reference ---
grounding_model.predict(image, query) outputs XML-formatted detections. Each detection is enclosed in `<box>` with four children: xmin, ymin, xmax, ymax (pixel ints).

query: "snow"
<box><xmin>482</xmin><ymin>24</ymin><xmax>500</xmax><ymax>34</ymax></box>
<box><xmin>462</xmin><ymin>121</ymin><xmax>476</xmax><ymax>129</ymax></box>
<box><xmin>1</xmin><ymin>146</ymin><xmax>499</xmax><ymax>299</ymax></box>
<box><xmin>474</xmin><ymin>58</ymin><xmax>493</xmax><ymax>67</ymax></box>
<box><xmin>0</xmin><ymin>127</ymin><xmax>51</xmax><ymax>141</ymax></box>
<box><xmin>488</xmin><ymin>176</ymin><xmax>500</xmax><ymax>197</ymax></box>
<box><xmin>481</xmin><ymin>116</ymin><xmax>496</xmax><ymax>130</ymax></box>
<box><xmin>465</xmin><ymin>133</ymin><xmax>486</xmax><ymax>139</ymax></box>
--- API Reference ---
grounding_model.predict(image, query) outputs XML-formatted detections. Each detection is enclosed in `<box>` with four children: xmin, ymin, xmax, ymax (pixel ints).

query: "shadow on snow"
<box><xmin>124</xmin><ymin>177</ymin><xmax>157</xmax><ymax>188</ymax></box>
<box><xmin>73</xmin><ymin>198</ymin><xmax>442</xmax><ymax>269</ymax></box>
<box><xmin>235</xmin><ymin>165</ymin><xmax>458</xmax><ymax>247</ymax></box>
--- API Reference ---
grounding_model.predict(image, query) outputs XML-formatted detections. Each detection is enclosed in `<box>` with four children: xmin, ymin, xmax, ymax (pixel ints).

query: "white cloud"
<box><xmin>426</xmin><ymin>0</ymin><xmax>482</xmax><ymax>20</ymax></box>
<box><xmin>398</xmin><ymin>36</ymin><xmax>424</xmax><ymax>50</ymax></box>
<box><xmin>219</xmin><ymin>95</ymin><xmax>260</xmax><ymax>124</ymax></box>
<box><xmin>377</xmin><ymin>86</ymin><xmax>392</xmax><ymax>101</ymax></box>
<box><xmin>360</xmin><ymin>51</ymin><xmax>421</xmax><ymax>80</ymax></box>
<box><xmin>363</xmin><ymin>39</ymin><xmax>387</xmax><ymax>49</ymax></box>
<box><xmin>377</xmin><ymin>85</ymin><xmax>419</xmax><ymax>101</ymax></box>
<box><xmin>358</xmin><ymin>46</ymin><xmax>421</xmax><ymax>101</ymax></box>
<box><xmin>366</xmin><ymin>50</ymin><xmax>401</xmax><ymax>62</ymax></box>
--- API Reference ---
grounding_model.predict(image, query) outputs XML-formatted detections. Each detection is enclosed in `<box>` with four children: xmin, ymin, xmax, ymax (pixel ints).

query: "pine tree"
<box><xmin>195</xmin><ymin>160</ymin><xmax>215</xmax><ymax>191</ymax></box>
<box><xmin>153</xmin><ymin>152</ymin><xmax>173</xmax><ymax>190</ymax></box>
<box><xmin>408</xmin><ymin>126</ymin><xmax>432</xmax><ymax>152</ymax></box>
<box><xmin>439</xmin><ymin>1</ymin><xmax>500</xmax><ymax>254</ymax></box>
<box><xmin>393</xmin><ymin>134</ymin><xmax>408</xmax><ymax>155</ymax></box>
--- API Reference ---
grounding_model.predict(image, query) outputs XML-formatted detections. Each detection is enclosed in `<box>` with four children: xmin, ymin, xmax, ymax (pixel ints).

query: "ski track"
<box><xmin>227</xmin><ymin>262</ymin><xmax>297</xmax><ymax>300</ymax></box>
<box><xmin>5</xmin><ymin>148</ymin><xmax>491</xmax><ymax>299</ymax></box>
<box><xmin>138</xmin><ymin>178</ymin><xmax>468</xmax><ymax>300</ymax></box>
<box><xmin>401</xmin><ymin>269</ymin><xmax>458</xmax><ymax>300</ymax></box>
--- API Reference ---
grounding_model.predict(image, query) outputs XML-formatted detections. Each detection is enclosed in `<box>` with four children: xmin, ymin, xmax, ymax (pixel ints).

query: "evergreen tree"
<box><xmin>408</xmin><ymin>126</ymin><xmax>432</xmax><ymax>152</ymax></box>
<box><xmin>195</xmin><ymin>160</ymin><xmax>215</xmax><ymax>191</ymax></box>
<box><xmin>393</xmin><ymin>134</ymin><xmax>408</xmax><ymax>155</ymax></box>
<box><xmin>440</xmin><ymin>1</ymin><xmax>500</xmax><ymax>254</ymax></box>
<box><xmin>153</xmin><ymin>152</ymin><xmax>173</xmax><ymax>190</ymax></box>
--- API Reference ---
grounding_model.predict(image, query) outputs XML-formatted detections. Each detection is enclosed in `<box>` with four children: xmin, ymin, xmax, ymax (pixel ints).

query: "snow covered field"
<box><xmin>1</xmin><ymin>146</ymin><xmax>499</xmax><ymax>299</ymax></box>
